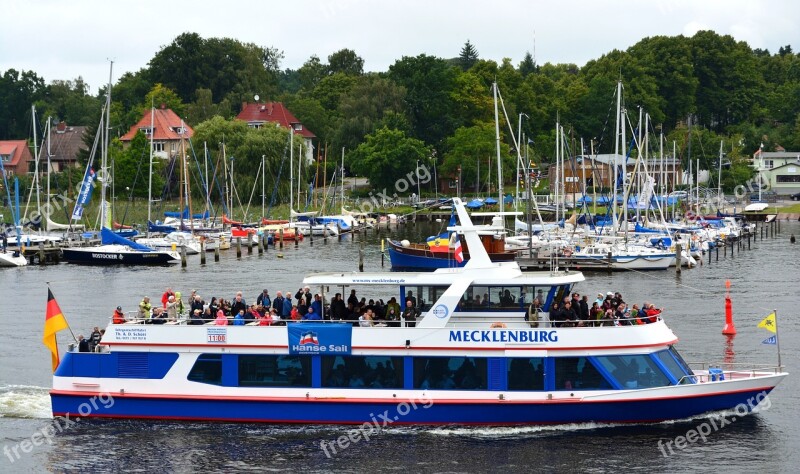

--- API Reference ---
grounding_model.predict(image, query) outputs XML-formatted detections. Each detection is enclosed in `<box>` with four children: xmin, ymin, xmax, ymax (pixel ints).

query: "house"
<box><xmin>120</xmin><ymin>106</ymin><xmax>194</xmax><ymax>159</ymax></box>
<box><xmin>236</xmin><ymin>102</ymin><xmax>315</xmax><ymax>163</ymax></box>
<box><xmin>752</xmin><ymin>148</ymin><xmax>800</xmax><ymax>194</ymax></box>
<box><xmin>36</xmin><ymin>122</ymin><xmax>88</xmax><ymax>172</ymax></box>
<box><xmin>0</xmin><ymin>140</ymin><xmax>34</xmax><ymax>177</ymax></box>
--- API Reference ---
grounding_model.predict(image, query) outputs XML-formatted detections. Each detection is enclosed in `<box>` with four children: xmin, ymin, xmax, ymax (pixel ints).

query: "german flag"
<box><xmin>44</xmin><ymin>289</ymin><xmax>69</xmax><ymax>372</ymax></box>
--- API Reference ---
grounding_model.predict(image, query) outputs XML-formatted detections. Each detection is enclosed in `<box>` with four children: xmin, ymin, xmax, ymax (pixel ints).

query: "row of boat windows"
<box><xmin>187</xmin><ymin>348</ymin><xmax>693</xmax><ymax>390</ymax></box>
<box><xmin>409</xmin><ymin>285</ymin><xmax>569</xmax><ymax>312</ymax></box>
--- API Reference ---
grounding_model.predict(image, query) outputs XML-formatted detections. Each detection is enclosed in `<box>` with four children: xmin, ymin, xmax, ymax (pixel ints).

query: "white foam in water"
<box><xmin>399</xmin><ymin>421</ymin><xmax>622</xmax><ymax>438</ymax></box>
<box><xmin>0</xmin><ymin>384</ymin><xmax>52</xmax><ymax>419</ymax></box>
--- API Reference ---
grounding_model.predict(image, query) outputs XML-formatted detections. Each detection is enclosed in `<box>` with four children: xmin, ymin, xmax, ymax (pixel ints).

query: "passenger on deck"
<box><xmin>311</xmin><ymin>294</ymin><xmax>323</xmax><ymax>318</ymax></box>
<box><xmin>630</xmin><ymin>304</ymin><xmax>642</xmax><ymax>325</ymax></box>
<box><xmin>347</xmin><ymin>289</ymin><xmax>359</xmax><ymax>308</ymax></box>
<box><xmin>644</xmin><ymin>304</ymin><xmax>663</xmax><ymax>323</ymax></box>
<box><xmin>233</xmin><ymin>310</ymin><xmax>245</xmax><ymax>325</ymax></box>
<box><xmin>402</xmin><ymin>299</ymin><xmax>418</xmax><ymax>328</ymax></box>
<box><xmin>202</xmin><ymin>307</ymin><xmax>213</xmax><ymax>323</ymax></box>
<box><xmin>359</xmin><ymin>308</ymin><xmax>375</xmax><ymax>327</ymax></box>
<box><xmin>112</xmin><ymin>306</ymin><xmax>126</xmax><ymax>324</ymax></box>
<box><xmin>297</xmin><ymin>297</ymin><xmax>308</xmax><ymax>317</ymax></box>
<box><xmin>303</xmin><ymin>306</ymin><xmax>322</xmax><ymax>321</ymax></box>
<box><xmin>151</xmin><ymin>307</ymin><xmax>167</xmax><ymax>324</ymax></box>
<box><xmin>189</xmin><ymin>309</ymin><xmax>204</xmax><ymax>325</ymax></box>
<box><xmin>601</xmin><ymin>309</ymin><xmax>615</xmax><ymax>326</ymax></box>
<box><xmin>88</xmin><ymin>327</ymin><xmax>102</xmax><ymax>352</ymax></box>
<box><xmin>580</xmin><ymin>295</ymin><xmax>590</xmax><ymax>322</ymax></box>
<box><xmin>386</xmin><ymin>297</ymin><xmax>401</xmax><ymax>317</ymax></box>
<box><xmin>230</xmin><ymin>292</ymin><xmax>247</xmax><ymax>316</ymax></box>
<box><xmin>256</xmin><ymin>289</ymin><xmax>271</xmax><ymax>308</ymax></box>
<box><xmin>272</xmin><ymin>291</ymin><xmax>284</xmax><ymax>316</ymax></box>
<box><xmin>499</xmin><ymin>289</ymin><xmax>515</xmax><ymax>307</ymax></box>
<box><xmin>208</xmin><ymin>297</ymin><xmax>219</xmax><ymax>316</ymax></box>
<box><xmin>386</xmin><ymin>306</ymin><xmax>400</xmax><ymax>327</ymax></box>
<box><xmin>190</xmin><ymin>295</ymin><xmax>205</xmax><ymax>315</ymax></box>
<box><xmin>78</xmin><ymin>335</ymin><xmax>89</xmax><ymax>352</ymax></box>
<box><xmin>138</xmin><ymin>297</ymin><xmax>152</xmax><ymax>320</ymax></box>
<box><xmin>245</xmin><ymin>305</ymin><xmax>258</xmax><ymax>323</ymax></box>
<box><xmin>331</xmin><ymin>293</ymin><xmax>347</xmax><ymax>320</ymax></box>
<box><xmin>165</xmin><ymin>295</ymin><xmax>178</xmax><ymax>322</ymax></box>
<box><xmin>174</xmin><ymin>291</ymin><xmax>185</xmax><ymax>316</ymax></box>
<box><xmin>270</xmin><ymin>308</ymin><xmax>282</xmax><ymax>325</ymax></box>
<box><xmin>215</xmin><ymin>310</ymin><xmax>229</xmax><ymax>326</ymax></box>
<box><xmin>161</xmin><ymin>287</ymin><xmax>175</xmax><ymax>308</ymax></box>
<box><xmin>283</xmin><ymin>291</ymin><xmax>293</xmax><ymax>319</ymax></box>
<box><xmin>290</xmin><ymin>305</ymin><xmax>300</xmax><ymax>321</ymax></box>
<box><xmin>296</xmin><ymin>287</ymin><xmax>312</xmax><ymax>307</ymax></box>
<box><xmin>407</xmin><ymin>291</ymin><xmax>417</xmax><ymax>308</ymax></box>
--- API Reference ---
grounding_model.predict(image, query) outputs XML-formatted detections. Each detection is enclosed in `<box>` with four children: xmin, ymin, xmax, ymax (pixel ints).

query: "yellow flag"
<box><xmin>757</xmin><ymin>312</ymin><xmax>777</xmax><ymax>333</ymax></box>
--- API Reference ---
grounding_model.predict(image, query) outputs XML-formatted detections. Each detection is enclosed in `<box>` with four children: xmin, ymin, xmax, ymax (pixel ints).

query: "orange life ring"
<box><xmin>490</xmin><ymin>322</ymin><xmax>507</xmax><ymax>328</ymax></box>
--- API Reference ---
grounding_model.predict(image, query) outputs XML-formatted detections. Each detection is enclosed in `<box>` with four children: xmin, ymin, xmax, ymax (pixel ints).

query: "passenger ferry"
<box><xmin>50</xmin><ymin>199</ymin><xmax>786</xmax><ymax>425</ymax></box>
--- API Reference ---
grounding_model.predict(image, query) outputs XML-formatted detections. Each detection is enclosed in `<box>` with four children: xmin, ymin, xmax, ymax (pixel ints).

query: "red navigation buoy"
<box><xmin>722</xmin><ymin>279</ymin><xmax>737</xmax><ymax>335</ymax></box>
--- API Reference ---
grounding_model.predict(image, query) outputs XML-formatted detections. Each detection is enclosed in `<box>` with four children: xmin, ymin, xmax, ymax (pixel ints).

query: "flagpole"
<box><xmin>774</xmin><ymin>308</ymin><xmax>781</xmax><ymax>369</ymax></box>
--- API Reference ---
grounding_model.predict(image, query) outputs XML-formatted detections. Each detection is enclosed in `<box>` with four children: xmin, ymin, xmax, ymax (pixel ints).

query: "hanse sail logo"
<box><xmin>300</xmin><ymin>331</ymin><xmax>319</xmax><ymax>345</ymax></box>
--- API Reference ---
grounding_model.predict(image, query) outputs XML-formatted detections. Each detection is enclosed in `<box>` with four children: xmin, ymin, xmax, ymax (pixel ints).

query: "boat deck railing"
<box><xmin>111</xmin><ymin>312</ymin><xmax>664</xmax><ymax>329</ymax></box>
<box><xmin>683</xmin><ymin>362</ymin><xmax>786</xmax><ymax>384</ymax></box>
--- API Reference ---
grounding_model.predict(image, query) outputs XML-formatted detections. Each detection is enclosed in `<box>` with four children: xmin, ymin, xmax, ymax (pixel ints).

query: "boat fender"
<box><xmin>401</xmin><ymin>239</ymin><xmax>411</xmax><ymax>247</ymax></box>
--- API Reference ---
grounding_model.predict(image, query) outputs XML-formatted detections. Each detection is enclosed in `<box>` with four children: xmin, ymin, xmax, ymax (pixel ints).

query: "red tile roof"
<box><xmin>120</xmin><ymin>108</ymin><xmax>194</xmax><ymax>142</ymax></box>
<box><xmin>236</xmin><ymin>102</ymin><xmax>316</xmax><ymax>138</ymax></box>
<box><xmin>0</xmin><ymin>140</ymin><xmax>33</xmax><ymax>174</ymax></box>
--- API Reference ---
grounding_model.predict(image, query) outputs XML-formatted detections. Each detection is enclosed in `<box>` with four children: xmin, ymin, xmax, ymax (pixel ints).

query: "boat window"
<box><xmin>238</xmin><ymin>355</ymin><xmax>311</xmax><ymax>387</ymax></box>
<box><xmin>659</xmin><ymin>347</ymin><xmax>696</xmax><ymax>383</ymax></box>
<box><xmin>554</xmin><ymin>357</ymin><xmax>612</xmax><ymax>390</ymax></box>
<box><xmin>187</xmin><ymin>354</ymin><xmax>222</xmax><ymax>386</ymax></box>
<box><xmin>413</xmin><ymin>357</ymin><xmax>487</xmax><ymax>390</ymax></box>
<box><xmin>507</xmin><ymin>358</ymin><xmax>545</xmax><ymax>390</ymax></box>
<box><xmin>593</xmin><ymin>355</ymin><xmax>672</xmax><ymax>389</ymax></box>
<box><xmin>321</xmin><ymin>356</ymin><xmax>404</xmax><ymax>389</ymax></box>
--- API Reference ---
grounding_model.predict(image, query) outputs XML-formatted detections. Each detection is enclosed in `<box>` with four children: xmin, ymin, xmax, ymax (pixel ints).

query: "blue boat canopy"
<box><xmin>465</xmin><ymin>199</ymin><xmax>484</xmax><ymax>209</ymax></box>
<box><xmin>100</xmin><ymin>227</ymin><xmax>154</xmax><ymax>252</ymax></box>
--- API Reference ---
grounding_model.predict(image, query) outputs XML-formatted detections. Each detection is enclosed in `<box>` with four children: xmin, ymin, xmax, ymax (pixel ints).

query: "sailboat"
<box><xmin>0</xmin><ymin>174</ymin><xmax>28</xmax><ymax>267</ymax></box>
<box><xmin>61</xmin><ymin>63</ymin><xmax>179</xmax><ymax>265</ymax></box>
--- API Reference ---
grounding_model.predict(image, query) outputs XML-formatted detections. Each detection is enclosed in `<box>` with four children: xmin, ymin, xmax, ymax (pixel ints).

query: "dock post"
<box><xmin>214</xmin><ymin>243</ymin><xmax>220</xmax><ymax>262</ymax></box>
<box><xmin>180</xmin><ymin>245</ymin><xmax>187</xmax><ymax>267</ymax></box>
<box><xmin>359</xmin><ymin>240</ymin><xmax>365</xmax><ymax>272</ymax></box>
<box><xmin>716</xmin><ymin>246</ymin><xmax>719</xmax><ymax>261</ymax></box>
<box><xmin>323</xmin><ymin>226</ymin><xmax>328</xmax><ymax>244</ymax></box>
<box><xmin>730</xmin><ymin>239</ymin><xmax>734</xmax><ymax>259</ymax></box>
<box><xmin>236</xmin><ymin>237</ymin><xmax>242</xmax><ymax>258</ymax></box>
<box><xmin>607</xmin><ymin>251</ymin><xmax>613</xmax><ymax>273</ymax></box>
<box><xmin>675</xmin><ymin>243</ymin><xmax>681</xmax><ymax>274</ymax></box>
<box><xmin>200</xmin><ymin>240</ymin><xmax>206</xmax><ymax>264</ymax></box>
<box><xmin>381</xmin><ymin>239</ymin><xmax>385</xmax><ymax>267</ymax></box>
<box><xmin>38</xmin><ymin>243</ymin><xmax>45</xmax><ymax>265</ymax></box>
<box><xmin>309</xmin><ymin>229</ymin><xmax>314</xmax><ymax>246</ymax></box>
<box><xmin>279</xmin><ymin>229</ymin><xmax>284</xmax><ymax>249</ymax></box>
<box><xmin>337</xmin><ymin>223</ymin><xmax>342</xmax><ymax>241</ymax></box>
<box><xmin>708</xmin><ymin>247</ymin><xmax>712</xmax><ymax>265</ymax></box>
<box><xmin>257</xmin><ymin>233</ymin><xmax>263</xmax><ymax>255</ymax></box>
<box><xmin>247</xmin><ymin>235</ymin><xmax>253</xmax><ymax>254</ymax></box>
<box><xmin>748</xmin><ymin>233</ymin><xmax>751</xmax><ymax>250</ymax></box>
<box><xmin>264</xmin><ymin>232</ymin><xmax>269</xmax><ymax>252</ymax></box>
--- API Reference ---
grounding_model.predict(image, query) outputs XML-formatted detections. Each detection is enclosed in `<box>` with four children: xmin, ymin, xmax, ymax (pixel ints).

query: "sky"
<box><xmin>1</xmin><ymin>0</ymin><xmax>798</xmax><ymax>95</ymax></box>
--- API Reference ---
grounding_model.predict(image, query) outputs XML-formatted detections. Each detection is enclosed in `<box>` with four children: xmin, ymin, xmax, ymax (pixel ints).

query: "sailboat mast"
<box><xmin>493</xmin><ymin>82</ymin><xmax>503</xmax><ymax>212</ymax></box>
<box><xmin>147</xmin><ymin>106</ymin><xmax>154</xmax><ymax>234</ymax></box>
<box><xmin>100</xmin><ymin>61</ymin><xmax>112</xmax><ymax>230</ymax></box>
<box><xmin>32</xmin><ymin>105</ymin><xmax>41</xmax><ymax>214</ymax></box>
<box><xmin>289</xmin><ymin>127</ymin><xmax>294</xmax><ymax>222</ymax></box>
<box><xmin>612</xmin><ymin>80</ymin><xmax>622</xmax><ymax>231</ymax></box>
<box><xmin>46</xmin><ymin>116</ymin><xmax>52</xmax><ymax>213</ymax></box>
<box><xmin>340</xmin><ymin>147</ymin><xmax>345</xmax><ymax>212</ymax></box>
<box><xmin>181</xmin><ymin>120</ymin><xmax>194</xmax><ymax>232</ymax></box>
<box><xmin>262</xmin><ymin>154</ymin><xmax>266</xmax><ymax>219</ymax></box>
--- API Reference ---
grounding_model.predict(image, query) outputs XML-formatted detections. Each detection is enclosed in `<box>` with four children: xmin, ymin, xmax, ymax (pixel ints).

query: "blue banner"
<box><xmin>287</xmin><ymin>323</ymin><xmax>352</xmax><ymax>355</ymax></box>
<box><xmin>762</xmin><ymin>335</ymin><xmax>777</xmax><ymax>345</ymax></box>
<box><xmin>71</xmin><ymin>168</ymin><xmax>96</xmax><ymax>220</ymax></box>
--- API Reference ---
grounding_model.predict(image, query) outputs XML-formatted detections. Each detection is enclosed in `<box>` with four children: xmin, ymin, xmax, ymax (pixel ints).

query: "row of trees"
<box><xmin>2</xmin><ymin>31</ymin><xmax>798</xmax><ymax>199</ymax></box>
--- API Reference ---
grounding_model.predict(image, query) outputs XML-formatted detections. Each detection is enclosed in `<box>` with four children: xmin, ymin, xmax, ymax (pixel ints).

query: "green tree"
<box><xmin>185</xmin><ymin>88</ymin><xmax>232</xmax><ymax>125</ymax></box>
<box><xmin>519</xmin><ymin>51</ymin><xmax>536</xmax><ymax>77</ymax></box>
<box><xmin>349</xmin><ymin>127</ymin><xmax>431</xmax><ymax>193</ymax></box>
<box><xmin>334</xmin><ymin>74</ymin><xmax>407</xmax><ymax>150</ymax></box>
<box><xmin>327</xmin><ymin>49</ymin><xmax>364</xmax><ymax>76</ymax></box>
<box><xmin>298</xmin><ymin>55</ymin><xmax>327</xmax><ymax>91</ymax></box>
<box><xmin>441</xmin><ymin>122</ymin><xmax>513</xmax><ymax>192</ymax></box>
<box><xmin>458</xmin><ymin>40</ymin><xmax>479</xmax><ymax>71</ymax></box>
<box><xmin>0</xmin><ymin>69</ymin><xmax>46</xmax><ymax>139</ymax></box>
<box><xmin>388</xmin><ymin>54</ymin><xmax>459</xmax><ymax>147</ymax></box>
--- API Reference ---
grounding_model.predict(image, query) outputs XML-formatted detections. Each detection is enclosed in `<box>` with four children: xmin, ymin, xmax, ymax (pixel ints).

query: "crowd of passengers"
<box><xmin>542</xmin><ymin>291</ymin><xmax>663</xmax><ymax>327</ymax></box>
<box><xmin>113</xmin><ymin>287</ymin><xmax>423</xmax><ymax>328</ymax></box>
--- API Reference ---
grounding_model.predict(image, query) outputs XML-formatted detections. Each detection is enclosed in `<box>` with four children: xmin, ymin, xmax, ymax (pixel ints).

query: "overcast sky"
<box><xmin>2</xmin><ymin>0</ymin><xmax>798</xmax><ymax>94</ymax></box>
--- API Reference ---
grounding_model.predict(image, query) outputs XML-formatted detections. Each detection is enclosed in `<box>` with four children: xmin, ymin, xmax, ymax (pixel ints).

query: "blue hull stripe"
<box><xmin>51</xmin><ymin>388</ymin><xmax>772</xmax><ymax>425</ymax></box>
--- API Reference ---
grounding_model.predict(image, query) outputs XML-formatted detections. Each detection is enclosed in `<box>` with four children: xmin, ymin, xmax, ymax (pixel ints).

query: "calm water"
<box><xmin>1</xmin><ymin>221</ymin><xmax>798</xmax><ymax>473</ymax></box>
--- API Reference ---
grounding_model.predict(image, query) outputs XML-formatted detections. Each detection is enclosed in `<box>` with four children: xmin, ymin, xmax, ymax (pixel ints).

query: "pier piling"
<box><xmin>180</xmin><ymin>245</ymin><xmax>187</xmax><ymax>267</ymax></box>
<box><xmin>257</xmin><ymin>233</ymin><xmax>263</xmax><ymax>255</ymax></box>
<box><xmin>200</xmin><ymin>240</ymin><xmax>206</xmax><ymax>264</ymax></box>
<box><xmin>214</xmin><ymin>244</ymin><xmax>220</xmax><ymax>262</ymax></box>
<box><xmin>359</xmin><ymin>240</ymin><xmax>365</xmax><ymax>272</ymax></box>
<box><xmin>675</xmin><ymin>243</ymin><xmax>681</xmax><ymax>274</ymax></box>
<box><xmin>236</xmin><ymin>237</ymin><xmax>242</xmax><ymax>258</ymax></box>
<box><xmin>279</xmin><ymin>229</ymin><xmax>284</xmax><ymax>249</ymax></box>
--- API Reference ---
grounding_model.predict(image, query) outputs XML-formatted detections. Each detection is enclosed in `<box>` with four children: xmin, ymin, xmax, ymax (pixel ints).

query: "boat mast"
<box><xmin>100</xmin><ymin>61</ymin><xmax>112</xmax><ymax>230</ymax></box>
<box><xmin>182</xmin><ymin>120</ymin><xmax>194</xmax><ymax>233</ymax></box>
<box><xmin>147</xmin><ymin>105</ymin><xmax>154</xmax><ymax>235</ymax></box>
<box><xmin>493</xmin><ymin>82</ymin><xmax>503</xmax><ymax>212</ymax></box>
<box><xmin>340</xmin><ymin>147</ymin><xmax>345</xmax><ymax>212</ymax></box>
<box><xmin>262</xmin><ymin>154</ymin><xmax>266</xmax><ymax>219</ymax></box>
<box><xmin>32</xmin><ymin>105</ymin><xmax>41</xmax><ymax>218</ymax></box>
<box><xmin>289</xmin><ymin>127</ymin><xmax>294</xmax><ymax>222</ymax></box>
<box><xmin>204</xmin><ymin>141</ymin><xmax>210</xmax><ymax>220</ymax></box>
<box><xmin>717</xmin><ymin>140</ymin><xmax>724</xmax><ymax>208</ymax></box>
<box><xmin>612</xmin><ymin>80</ymin><xmax>622</xmax><ymax>233</ymax></box>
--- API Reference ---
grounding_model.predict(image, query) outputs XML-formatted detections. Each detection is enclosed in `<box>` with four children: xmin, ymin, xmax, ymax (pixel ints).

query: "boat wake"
<box><xmin>419</xmin><ymin>422</ymin><xmax>621</xmax><ymax>438</ymax></box>
<box><xmin>0</xmin><ymin>384</ymin><xmax>52</xmax><ymax>419</ymax></box>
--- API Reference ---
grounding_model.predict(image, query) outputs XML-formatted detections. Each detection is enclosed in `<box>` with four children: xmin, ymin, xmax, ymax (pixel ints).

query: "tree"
<box><xmin>0</xmin><ymin>69</ymin><xmax>46</xmax><ymax>139</ymax></box>
<box><xmin>298</xmin><ymin>55</ymin><xmax>327</xmax><ymax>91</ymax></box>
<box><xmin>327</xmin><ymin>49</ymin><xmax>364</xmax><ymax>76</ymax></box>
<box><xmin>388</xmin><ymin>54</ymin><xmax>459</xmax><ymax>147</ymax></box>
<box><xmin>334</xmin><ymin>75</ymin><xmax>407</xmax><ymax>150</ymax></box>
<box><xmin>185</xmin><ymin>88</ymin><xmax>232</xmax><ymax>125</ymax></box>
<box><xmin>458</xmin><ymin>40</ymin><xmax>479</xmax><ymax>71</ymax></box>
<box><xmin>349</xmin><ymin>127</ymin><xmax>431</xmax><ymax>193</ymax></box>
<box><xmin>441</xmin><ymin>122</ymin><xmax>513</xmax><ymax>192</ymax></box>
<box><xmin>519</xmin><ymin>52</ymin><xmax>536</xmax><ymax>77</ymax></box>
<box><xmin>111</xmin><ymin>131</ymin><xmax>165</xmax><ymax>198</ymax></box>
